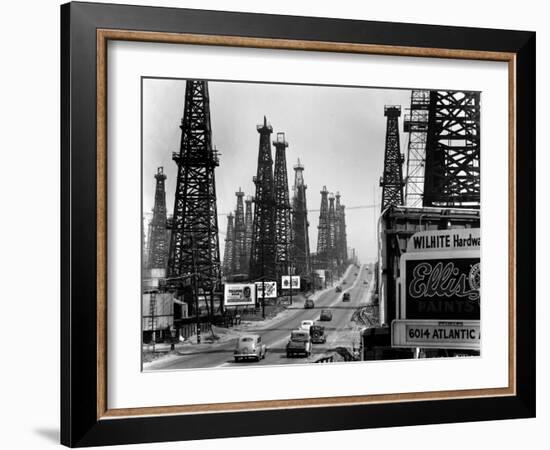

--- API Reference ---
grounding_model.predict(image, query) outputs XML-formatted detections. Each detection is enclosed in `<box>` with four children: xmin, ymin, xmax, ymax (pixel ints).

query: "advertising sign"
<box><xmin>404</xmin><ymin>256</ymin><xmax>480</xmax><ymax>320</ymax></box>
<box><xmin>281</xmin><ymin>275</ymin><xmax>300</xmax><ymax>290</ymax></box>
<box><xmin>223</xmin><ymin>283</ymin><xmax>256</xmax><ymax>306</ymax></box>
<box><xmin>255</xmin><ymin>281</ymin><xmax>277</xmax><ymax>299</ymax></box>
<box><xmin>407</xmin><ymin>228</ymin><xmax>480</xmax><ymax>253</ymax></box>
<box><xmin>392</xmin><ymin>320</ymin><xmax>480</xmax><ymax>350</ymax></box>
<box><xmin>400</xmin><ymin>229</ymin><xmax>480</xmax><ymax>321</ymax></box>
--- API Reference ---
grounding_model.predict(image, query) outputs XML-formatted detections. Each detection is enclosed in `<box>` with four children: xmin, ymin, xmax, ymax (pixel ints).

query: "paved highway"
<box><xmin>147</xmin><ymin>264</ymin><xmax>373</xmax><ymax>371</ymax></box>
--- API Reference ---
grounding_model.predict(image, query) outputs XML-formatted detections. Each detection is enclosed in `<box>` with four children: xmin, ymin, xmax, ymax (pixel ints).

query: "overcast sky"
<box><xmin>143</xmin><ymin>79</ymin><xmax>411</xmax><ymax>262</ymax></box>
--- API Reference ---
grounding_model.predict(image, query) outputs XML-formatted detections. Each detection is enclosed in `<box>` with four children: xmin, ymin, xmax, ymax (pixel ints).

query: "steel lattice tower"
<box><xmin>249</xmin><ymin>117</ymin><xmax>277</xmax><ymax>281</ymax></box>
<box><xmin>404</xmin><ymin>90</ymin><xmax>430</xmax><ymax>206</ymax></box>
<box><xmin>292</xmin><ymin>159</ymin><xmax>310</xmax><ymax>276</ymax></box>
<box><xmin>167</xmin><ymin>80</ymin><xmax>221</xmax><ymax>309</ymax></box>
<box><xmin>316</xmin><ymin>186</ymin><xmax>330</xmax><ymax>264</ymax></box>
<box><xmin>340</xmin><ymin>204</ymin><xmax>348</xmax><ymax>263</ymax></box>
<box><xmin>222</xmin><ymin>212</ymin><xmax>235</xmax><ymax>277</ymax></box>
<box><xmin>244</xmin><ymin>196</ymin><xmax>254</xmax><ymax>270</ymax></box>
<box><xmin>327</xmin><ymin>193</ymin><xmax>337</xmax><ymax>269</ymax></box>
<box><xmin>423</xmin><ymin>91</ymin><xmax>480</xmax><ymax>208</ymax></box>
<box><xmin>380</xmin><ymin>105</ymin><xmax>405</xmax><ymax>211</ymax></box>
<box><xmin>334</xmin><ymin>192</ymin><xmax>344</xmax><ymax>268</ymax></box>
<box><xmin>147</xmin><ymin>167</ymin><xmax>169</xmax><ymax>269</ymax></box>
<box><xmin>232</xmin><ymin>188</ymin><xmax>248</xmax><ymax>277</ymax></box>
<box><xmin>273</xmin><ymin>132</ymin><xmax>292</xmax><ymax>278</ymax></box>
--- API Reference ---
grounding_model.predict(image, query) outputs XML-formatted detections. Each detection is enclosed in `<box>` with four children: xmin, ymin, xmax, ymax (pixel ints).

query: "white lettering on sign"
<box><xmin>409</xmin><ymin>261</ymin><xmax>480</xmax><ymax>301</ymax></box>
<box><xmin>391</xmin><ymin>320</ymin><xmax>480</xmax><ymax>350</ymax></box>
<box><xmin>407</xmin><ymin>229</ymin><xmax>480</xmax><ymax>253</ymax></box>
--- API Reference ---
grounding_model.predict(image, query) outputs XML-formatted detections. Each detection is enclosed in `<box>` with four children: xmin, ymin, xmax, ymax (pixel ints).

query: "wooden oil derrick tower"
<box><xmin>380</xmin><ymin>105</ymin><xmax>405</xmax><ymax>211</ymax></box>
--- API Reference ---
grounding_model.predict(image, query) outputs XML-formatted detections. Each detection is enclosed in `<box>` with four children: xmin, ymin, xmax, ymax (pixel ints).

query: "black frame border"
<box><xmin>61</xmin><ymin>1</ymin><xmax>535</xmax><ymax>447</ymax></box>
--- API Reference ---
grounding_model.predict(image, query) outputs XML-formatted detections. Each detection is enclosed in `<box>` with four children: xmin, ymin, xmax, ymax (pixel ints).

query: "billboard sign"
<box><xmin>281</xmin><ymin>275</ymin><xmax>300</xmax><ymax>290</ymax></box>
<box><xmin>255</xmin><ymin>281</ymin><xmax>277</xmax><ymax>299</ymax></box>
<box><xmin>392</xmin><ymin>320</ymin><xmax>480</xmax><ymax>350</ymax></box>
<box><xmin>224</xmin><ymin>283</ymin><xmax>256</xmax><ymax>306</ymax></box>
<box><xmin>400</xmin><ymin>229</ymin><xmax>480</xmax><ymax>321</ymax></box>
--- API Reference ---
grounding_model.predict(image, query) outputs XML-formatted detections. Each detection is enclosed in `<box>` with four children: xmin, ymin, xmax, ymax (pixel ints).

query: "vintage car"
<box><xmin>342</xmin><ymin>292</ymin><xmax>351</xmax><ymax>302</ymax></box>
<box><xmin>342</xmin><ymin>280</ymin><xmax>347</xmax><ymax>285</ymax></box>
<box><xmin>363</xmin><ymin>280</ymin><xmax>368</xmax><ymax>285</ymax></box>
<box><xmin>304</xmin><ymin>298</ymin><xmax>315</xmax><ymax>309</ymax></box>
<box><xmin>335</xmin><ymin>286</ymin><xmax>342</xmax><ymax>293</ymax></box>
<box><xmin>310</xmin><ymin>324</ymin><xmax>327</xmax><ymax>344</ymax></box>
<box><xmin>320</xmin><ymin>309</ymin><xmax>332</xmax><ymax>321</ymax></box>
<box><xmin>234</xmin><ymin>334</ymin><xmax>267</xmax><ymax>362</ymax></box>
<box><xmin>286</xmin><ymin>330</ymin><xmax>312</xmax><ymax>357</ymax></box>
<box><xmin>300</xmin><ymin>319</ymin><xmax>314</xmax><ymax>332</ymax></box>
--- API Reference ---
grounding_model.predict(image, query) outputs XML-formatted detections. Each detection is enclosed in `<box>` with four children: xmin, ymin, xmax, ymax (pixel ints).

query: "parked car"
<box><xmin>310</xmin><ymin>324</ymin><xmax>326</xmax><ymax>344</ymax></box>
<box><xmin>335</xmin><ymin>286</ymin><xmax>342</xmax><ymax>293</ymax></box>
<box><xmin>300</xmin><ymin>320</ymin><xmax>314</xmax><ymax>332</ymax></box>
<box><xmin>234</xmin><ymin>335</ymin><xmax>267</xmax><ymax>362</ymax></box>
<box><xmin>320</xmin><ymin>309</ymin><xmax>332</xmax><ymax>321</ymax></box>
<box><xmin>343</xmin><ymin>292</ymin><xmax>351</xmax><ymax>302</ymax></box>
<box><xmin>286</xmin><ymin>330</ymin><xmax>312</xmax><ymax>357</ymax></box>
<box><xmin>304</xmin><ymin>299</ymin><xmax>315</xmax><ymax>309</ymax></box>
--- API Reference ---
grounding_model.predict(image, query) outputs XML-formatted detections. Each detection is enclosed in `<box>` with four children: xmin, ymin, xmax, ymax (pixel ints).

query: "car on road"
<box><xmin>335</xmin><ymin>286</ymin><xmax>342</xmax><ymax>293</ymax></box>
<box><xmin>286</xmin><ymin>330</ymin><xmax>312</xmax><ymax>357</ymax></box>
<box><xmin>342</xmin><ymin>292</ymin><xmax>351</xmax><ymax>302</ymax></box>
<box><xmin>310</xmin><ymin>324</ymin><xmax>326</xmax><ymax>344</ymax></box>
<box><xmin>320</xmin><ymin>309</ymin><xmax>332</xmax><ymax>321</ymax></box>
<box><xmin>354</xmin><ymin>273</ymin><xmax>358</xmax><ymax>276</ymax></box>
<box><xmin>234</xmin><ymin>335</ymin><xmax>266</xmax><ymax>362</ymax></box>
<box><xmin>363</xmin><ymin>280</ymin><xmax>368</xmax><ymax>285</ymax></box>
<box><xmin>300</xmin><ymin>319</ymin><xmax>314</xmax><ymax>332</ymax></box>
<box><xmin>304</xmin><ymin>299</ymin><xmax>315</xmax><ymax>309</ymax></box>
<box><xmin>342</xmin><ymin>280</ymin><xmax>347</xmax><ymax>285</ymax></box>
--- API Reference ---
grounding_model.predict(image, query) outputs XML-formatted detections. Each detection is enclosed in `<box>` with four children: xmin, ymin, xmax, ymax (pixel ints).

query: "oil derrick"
<box><xmin>232</xmin><ymin>188</ymin><xmax>247</xmax><ymax>277</ymax></box>
<box><xmin>244</xmin><ymin>196</ymin><xmax>254</xmax><ymax>268</ymax></box>
<box><xmin>316</xmin><ymin>186</ymin><xmax>330</xmax><ymax>266</ymax></box>
<box><xmin>327</xmin><ymin>193</ymin><xmax>337</xmax><ymax>269</ymax></box>
<box><xmin>167</xmin><ymin>80</ymin><xmax>221</xmax><ymax>315</ymax></box>
<box><xmin>249</xmin><ymin>117</ymin><xmax>277</xmax><ymax>281</ymax></box>
<box><xmin>334</xmin><ymin>192</ymin><xmax>344</xmax><ymax>268</ymax></box>
<box><xmin>404</xmin><ymin>90</ymin><xmax>430</xmax><ymax>207</ymax></box>
<box><xmin>423</xmin><ymin>91</ymin><xmax>480</xmax><ymax>207</ymax></box>
<box><xmin>292</xmin><ymin>159</ymin><xmax>310</xmax><ymax>276</ymax></box>
<box><xmin>273</xmin><ymin>132</ymin><xmax>292</xmax><ymax>278</ymax></box>
<box><xmin>380</xmin><ymin>105</ymin><xmax>405</xmax><ymax>211</ymax></box>
<box><xmin>148</xmin><ymin>167</ymin><xmax>169</xmax><ymax>269</ymax></box>
<box><xmin>339</xmin><ymin>204</ymin><xmax>348</xmax><ymax>263</ymax></box>
<box><xmin>222</xmin><ymin>213</ymin><xmax>235</xmax><ymax>277</ymax></box>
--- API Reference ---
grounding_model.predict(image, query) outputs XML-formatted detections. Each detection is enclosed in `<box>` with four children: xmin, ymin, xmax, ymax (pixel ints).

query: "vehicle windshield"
<box><xmin>240</xmin><ymin>337</ymin><xmax>254</xmax><ymax>343</ymax></box>
<box><xmin>291</xmin><ymin>332</ymin><xmax>309</xmax><ymax>341</ymax></box>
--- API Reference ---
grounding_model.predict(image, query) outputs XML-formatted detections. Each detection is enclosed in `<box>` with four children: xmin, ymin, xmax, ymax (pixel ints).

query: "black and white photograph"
<box><xmin>141</xmin><ymin>79</ymin><xmax>481</xmax><ymax>371</ymax></box>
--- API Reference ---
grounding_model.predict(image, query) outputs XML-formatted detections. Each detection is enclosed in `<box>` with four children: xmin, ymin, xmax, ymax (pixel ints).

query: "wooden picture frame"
<box><xmin>61</xmin><ymin>1</ymin><xmax>535</xmax><ymax>447</ymax></box>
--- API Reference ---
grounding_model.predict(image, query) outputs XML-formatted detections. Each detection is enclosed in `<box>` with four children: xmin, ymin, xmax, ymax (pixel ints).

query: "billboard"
<box><xmin>281</xmin><ymin>275</ymin><xmax>300</xmax><ymax>290</ymax></box>
<box><xmin>392</xmin><ymin>320</ymin><xmax>480</xmax><ymax>350</ymax></box>
<box><xmin>255</xmin><ymin>281</ymin><xmax>277</xmax><ymax>299</ymax></box>
<box><xmin>224</xmin><ymin>283</ymin><xmax>256</xmax><ymax>306</ymax></box>
<box><xmin>392</xmin><ymin>229</ymin><xmax>480</xmax><ymax>350</ymax></box>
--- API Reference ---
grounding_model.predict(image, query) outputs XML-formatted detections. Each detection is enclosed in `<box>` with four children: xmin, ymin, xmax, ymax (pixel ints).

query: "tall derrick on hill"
<box><xmin>380</xmin><ymin>105</ymin><xmax>405</xmax><ymax>211</ymax></box>
<box><xmin>292</xmin><ymin>159</ymin><xmax>311</xmax><ymax>276</ymax></box>
<box><xmin>232</xmin><ymin>188</ymin><xmax>248</xmax><ymax>277</ymax></box>
<box><xmin>273</xmin><ymin>132</ymin><xmax>292</xmax><ymax>279</ymax></box>
<box><xmin>249</xmin><ymin>117</ymin><xmax>277</xmax><ymax>281</ymax></box>
<box><xmin>222</xmin><ymin>213</ymin><xmax>235</xmax><ymax>277</ymax></box>
<box><xmin>167</xmin><ymin>80</ymin><xmax>221</xmax><ymax>315</ymax></box>
<box><xmin>244</xmin><ymin>196</ymin><xmax>254</xmax><ymax>267</ymax></box>
<box><xmin>316</xmin><ymin>186</ymin><xmax>330</xmax><ymax>267</ymax></box>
